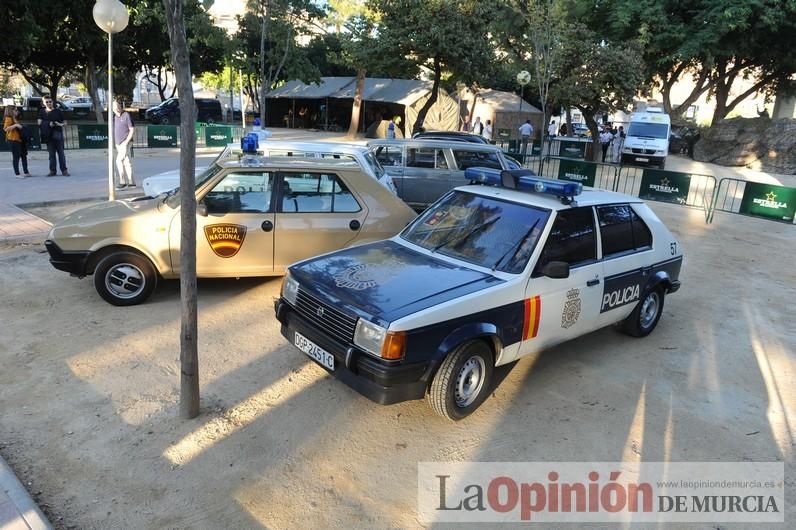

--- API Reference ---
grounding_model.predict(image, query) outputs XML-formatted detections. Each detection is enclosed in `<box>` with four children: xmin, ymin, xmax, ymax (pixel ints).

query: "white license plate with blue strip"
<box><xmin>294</xmin><ymin>331</ymin><xmax>334</xmax><ymax>371</ymax></box>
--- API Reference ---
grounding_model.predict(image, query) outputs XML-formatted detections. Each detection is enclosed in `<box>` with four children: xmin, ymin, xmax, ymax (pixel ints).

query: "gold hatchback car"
<box><xmin>45</xmin><ymin>157</ymin><xmax>417</xmax><ymax>305</ymax></box>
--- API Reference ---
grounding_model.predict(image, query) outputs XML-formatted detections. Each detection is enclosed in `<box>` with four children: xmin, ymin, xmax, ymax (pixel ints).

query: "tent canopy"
<box><xmin>268</xmin><ymin>77</ymin><xmax>438</xmax><ymax>107</ymax></box>
<box><xmin>267</xmin><ymin>77</ymin><xmax>356</xmax><ymax>99</ymax></box>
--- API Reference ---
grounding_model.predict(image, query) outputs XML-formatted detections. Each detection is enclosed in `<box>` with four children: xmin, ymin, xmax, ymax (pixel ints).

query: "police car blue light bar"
<box><xmin>241</xmin><ymin>132</ymin><xmax>259</xmax><ymax>153</ymax></box>
<box><xmin>465</xmin><ymin>167</ymin><xmax>582</xmax><ymax>200</ymax></box>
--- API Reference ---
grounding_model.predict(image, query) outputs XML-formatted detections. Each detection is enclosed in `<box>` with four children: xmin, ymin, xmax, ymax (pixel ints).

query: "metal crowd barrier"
<box><xmin>707</xmin><ymin>178</ymin><xmax>796</xmax><ymax>224</ymax></box>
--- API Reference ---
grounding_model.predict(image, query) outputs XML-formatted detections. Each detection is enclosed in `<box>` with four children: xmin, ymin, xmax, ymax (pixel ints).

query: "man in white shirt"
<box><xmin>471</xmin><ymin>116</ymin><xmax>483</xmax><ymax>136</ymax></box>
<box><xmin>519</xmin><ymin>120</ymin><xmax>533</xmax><ymax>158</ymax></box>
<box><xmin>599</xmin><ymin>127</ymin><xmax>614</xmax><ymax>162</ymax></box>
<box><xmin>547</xmin><ymin>120</ymin><xmax>557</xmax><ymax>138</ymax></box>
<box><xmin>482</xmin><ymin>119</ymin><xmax>493</xmax><ymax>142</ymax></box>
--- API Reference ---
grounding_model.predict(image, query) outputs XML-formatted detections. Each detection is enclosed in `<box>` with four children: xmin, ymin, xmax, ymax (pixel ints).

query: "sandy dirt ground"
<box><xmin>0</xmin><ymin>200</ymin><xmax>794</xmax><ymax>529</ymax></box>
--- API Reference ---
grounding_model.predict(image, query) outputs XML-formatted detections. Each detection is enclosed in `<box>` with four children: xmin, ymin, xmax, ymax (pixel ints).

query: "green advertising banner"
<box><xmin>0</xmin><ymin>127</ymin><xmax>42</xmax><ymax>151</ymax></box>
<box><xmin>205</xmin><ymin>125</ymin><xmax>232</xmax><ymax>147</ymax></box>
<box><xmin>77</xmin><ymin>125</ymin><xmax>108</xmax><ymax>149</ymax></box>
<box><xmin>558</xmin><ymin>140</ymin><xmax>586</xmax><ymax>159</ymax></box>
<box><xmin>558</xmin><ymin>158</ymin><xmax>596</xmax><ymax>187</ymax></box>
<box><xmin>639</xmin><ymin>169</ymin><xmax>692</xmax><ymax>205</ymax></box>
<box><xmin>147</xmin><ymin>125</ymin><xmax>178</xmax><ymax>148</ymax></box>
<box><xmin>739</xmin><ymin>182</ymin><xmax>796</xmax><ymax>223</ymax></box>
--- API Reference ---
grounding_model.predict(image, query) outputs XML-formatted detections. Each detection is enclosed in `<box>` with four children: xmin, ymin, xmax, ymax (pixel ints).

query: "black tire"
<box><xmin>428</xmin><ymin>340</ymin><xmax>494</xmax><ymax>420</ymax></box>
<box><xmin>93</xmin><ymin>251</ymin><xmax>158</xmax><ymax>306</ymax></box>
<box><xmin>159</xmin><ymin>116</ymin><xmax>170</xmax><ymax>125</ymax></box>
<box><xmin>206</xmin><ymin>117</ymin><xmax>215</xmax><ymax>125</ymax></box>
<box><xmin>621</xmin><ymin>286</ymin><xmax>665</xmax><ymax>337</ymax></box>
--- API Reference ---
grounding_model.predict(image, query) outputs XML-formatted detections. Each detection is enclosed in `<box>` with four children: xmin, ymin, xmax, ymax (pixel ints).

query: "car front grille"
<box><xmin>631</xmin><ymin>148</ymin><xmax>656</xmax><ymax>155</ymax></box>
<box><xmin>294</xmin><ymin>288</ymin><xmax>357</xmax><ymax>345</ymax></box>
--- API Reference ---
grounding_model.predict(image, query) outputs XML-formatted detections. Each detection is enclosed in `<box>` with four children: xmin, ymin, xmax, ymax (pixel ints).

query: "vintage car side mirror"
<box><xmin>540</xmin><ymin>260</ymin><xmax>570</xmax><ymax>279</ymax></box>
<box><xmin>196</xmin><ymin>202</ymin><xmax>208</xmax><ymax>217</ymax></box>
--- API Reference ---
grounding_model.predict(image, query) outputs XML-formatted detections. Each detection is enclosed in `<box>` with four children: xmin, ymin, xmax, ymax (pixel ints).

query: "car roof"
<box><xmin>456</xmin><ymin>184</ymin><xmax>644</xmax><ymax>211</ymax></box>
<box><xmin>216</xmin><ymin>157</ymin><xmax>362</xmax><ymax>171</ymax></box>
<box><xmin>367</xmin><ymin>139</ymin><xmax>502</xmax><ymax>152</ymax></box>
<box><xmin>259</xmin><ymin>140</ymin><xmax>368</xmax><ymax>153</ymax></box>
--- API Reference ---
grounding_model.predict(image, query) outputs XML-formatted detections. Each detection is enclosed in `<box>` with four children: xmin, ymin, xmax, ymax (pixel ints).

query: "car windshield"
<box><xmin>400</xmin><ymin>191</ymin><xmax>550</xmax><ymax>273</ymax></box>
<box><xmin>627</xmin><ymin>122</ymin><xmax>669</xmax><ymax>139</ymax></box>
<box><xmin>165</xmin><ymin>163</ymin><xmax>224</xmax><ymax>208</ymax></box>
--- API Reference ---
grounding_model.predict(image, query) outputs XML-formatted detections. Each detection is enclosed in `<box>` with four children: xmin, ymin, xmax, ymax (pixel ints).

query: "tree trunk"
<box><xmin>347</xmin><ymin>69</ymin><xmax>365</xmax><ymax>138</ymax></box>
<box><xmin>565</xmin><ymin>108</ymin><xmax>572</xmax><ymax>137</ymax></box>
<box><xmin>412</xmin><ymin>57</ymin><xmax>441</xmax><ymax>135</ymax></box>
<box><xmin>162</xmin><ymin>0</ymin><xmax>200</xmax><ymax>420</ymax></box>
<box><xmin>84</xmin><ymin>59</ymin><xmax>104</xmax><ymax>123</ymax></box>
<box><xmin>259</xmin><ymin>0</ymin><xmax>270</xmax><ymax>125</ymax></box>
<box><xmin>580</xmin><ymin>108</ymin><xmax>601</xmax><ymax>162</ymax></box>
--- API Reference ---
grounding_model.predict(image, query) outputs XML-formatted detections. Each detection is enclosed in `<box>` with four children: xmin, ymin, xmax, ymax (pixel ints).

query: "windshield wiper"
<box><xmin>491</xmin><ymin>219</ymin><xmax>539</xmax><ymax>271</ymax></box>
<box><xmin>432</xmin><ymin>215</ymin><xmax>501</xmax><ymax>252</ymax></box>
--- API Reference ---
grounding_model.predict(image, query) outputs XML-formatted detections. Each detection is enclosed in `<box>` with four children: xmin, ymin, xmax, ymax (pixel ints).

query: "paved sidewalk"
<box><xmin>0</xmin><ymin>455</ymin><xmax>51</xmax><ymax>530</ymax></box>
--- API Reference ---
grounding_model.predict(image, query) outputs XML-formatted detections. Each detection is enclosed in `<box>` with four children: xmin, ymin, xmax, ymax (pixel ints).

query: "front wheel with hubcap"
<box><xmin>621</xmin><ymin>286</ymin><xmax>665</xmax><ymax>337</ymax></box>
<box><xmin>93</xmin><ymin>251</ymin><xmax>158</xmax><ymax>306</ymax></box>
<box><xmin>428</xmin><ymin>340</ymin><xmax>494</xmax><ymax>420</ymax></box>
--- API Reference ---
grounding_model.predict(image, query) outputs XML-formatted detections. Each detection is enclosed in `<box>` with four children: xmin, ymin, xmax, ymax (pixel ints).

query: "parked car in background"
<box><xmin>45</xmin><ymin>157</ymin><xmax>417</xmax><ymax>306</ymax></box>
<box><xmin>669</xmin><ymin>124</ymin><xmax>701</xmax><ymax>156</ymax></box>
<box><xmin>22</xmin><ymin>97</ymin><xmax>71</xmax><ymax>113</ymax></box>
<box><xmin>368</xmin><ymin>138</ymin><xmax>518</xmax><ymax>210</ymax></box>
<box><xmin>411</xmin><ymin>131</ymin><xmax>490</xmax><ymax>144</ymax></box>
<box><xmin>144</xmin><ymin>97</ymin><xmax>223</xmax><ymax>124</ymax></box>
<box><xmin>572</xmin><ymin>123</ymin><xmax>590</xmax><ymax>137</ymax></box>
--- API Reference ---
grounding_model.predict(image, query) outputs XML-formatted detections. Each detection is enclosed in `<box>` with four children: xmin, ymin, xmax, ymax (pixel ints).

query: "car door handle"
<box><xmin>587</xmin><ymin>278</ymin><xmax>600</xmax><ymax>287</ymax></box>
<box><xmin>261</xmin><ymin>220</ymin><xmax>273</xmax><ymax>232</ymax></box>
<box><xmin>349</xmin><ymin>219</ymin><xmax>361</xmax><ymax>231</ymax></box>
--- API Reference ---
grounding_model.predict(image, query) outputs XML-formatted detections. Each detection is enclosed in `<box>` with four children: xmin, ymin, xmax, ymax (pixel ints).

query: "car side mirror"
<box><xmin>540</xmin><ymin>260</ymin><xmax>570</xmax><ymax>279</ymax></box>
<box><xmin>197</xmin><ymin>202</ymin><xmax>208</xmax><ymax>217</ymax></box>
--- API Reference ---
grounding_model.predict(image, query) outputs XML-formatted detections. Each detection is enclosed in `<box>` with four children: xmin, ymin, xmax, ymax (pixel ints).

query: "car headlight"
<box><xmin>354</xmin><ymin>319</ymin><xmax>406</xmax><ymax>360</ymax></box>
<box><xmin>281</xmin><ymin>272</ymin><xmax>299</xmax><ymax>306</ymax></box>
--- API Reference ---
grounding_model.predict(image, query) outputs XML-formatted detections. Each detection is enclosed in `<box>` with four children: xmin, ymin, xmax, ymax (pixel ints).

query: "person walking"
<box><xmin>482</xmin><ymin>119</ymin><xmax>493</xmax><ymax>142</ymax></box>
<box><xmin>471</xmin><ymin>116</ymin><xmax>483</xmax><ymax>136</ymax></box>
<box><xmin>113</xmin><ymin>99</ymin><xmax>136</xmax><ymax>189</ymax></box>
<box><xmin>519</xmin><ymin>119</ymin><xmax>534</xmax><ymax>158</ymax></box>
<box><xmin>599</xmin><ymin>126</ymin><xmax>613</xmax><ymax>163</ymax></box>
<box><xmin>612</xmin><ymin>125</ymin><xmax>625</xmax><ymax>163</ymax></box>
<box><xmin>547</xmin><ymin>120</ymin><xmax>557</xmax><ymax>138</ymax></box>
<box><xmin>37</xmin><ymin>95</ymin><xmax>68</xmax><ymax>176</ymax></box>
<box><xmin>4</xmin><ymin>106</ymin><xmax>30</xmax><ymax>178</ymax></box>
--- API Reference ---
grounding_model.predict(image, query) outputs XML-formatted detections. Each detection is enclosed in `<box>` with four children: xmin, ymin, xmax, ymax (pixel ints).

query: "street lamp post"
<box><xmin>93</xmin><ymin>0</ymin><xmax>129</xmax><ymax>201</ymax></box>
<box><xmin>516</xmin><ymin>70</ymin><xmax>530</xmax><ymax>163</ymax></box>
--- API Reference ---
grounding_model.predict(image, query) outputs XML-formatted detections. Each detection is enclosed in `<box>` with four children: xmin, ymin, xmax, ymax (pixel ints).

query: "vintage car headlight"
<box><xmin>281</xmin><ymin>272</ymin><xmax>299</xmax><ymax>306</ymax></box>
<box><xmin>354</xmin><ymin>319</ymin><xmax>406</xmax><ymax>360</ymax></box>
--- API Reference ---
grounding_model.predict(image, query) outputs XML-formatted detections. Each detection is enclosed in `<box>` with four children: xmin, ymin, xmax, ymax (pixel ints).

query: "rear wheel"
<box><xmin>621</xmin><ymin>286</ymin><xmax>665</xmax><ymax>337</ymax></box>
<box><xmin>159</xmin><ymin>116</ymin><xmax>170</xmax><ymax>125</ymax></box>
<box><xmin>428</xmin><ymin>340</ymin><xmax>494</xmax><ymax>420</ymax></box>
<box><xmin>93</xmin><ymin>251</ymin><xmax>158</xmax><ymax>306</ymax></box>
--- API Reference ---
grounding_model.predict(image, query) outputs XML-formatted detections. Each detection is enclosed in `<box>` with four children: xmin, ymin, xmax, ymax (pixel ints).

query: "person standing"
<box><xmin>461</xmin><ymin>115</ymin><xmax>471</xmax><ymax>132</ymax></box>
<box><xmin>482</xmin><ymin>119</ymin><xmax>493</xmax><ymax>142</ymax></box>
<box><xmin>471</xmin><ymin>116</ymin><xmax>483</xmax><ymax>136</ymax></box>
<box><xmin>37</xmin><ymin>95</ymin><xmax>68</xmax><ymax>176</ymax></box>
<box><xmin>4</xmin><ymin>106</ymin><xmax>30</xmax><ymax>178</ymax></box>
<box><xmin>113</xmin><ymin>99</ymin><xmax>136</xmax><ymax>189</ymax></box>
<box><xmin>599</xmin><ymin>126</ymin><xmax>613</xmax><ymax>163</ymax></box>
<box><xmin>386</xmin><ymin>117</ymin><xmax>396</xmax><ymax>138</ymax></box>
<box><xmin>519</xmin><ymin>119</ymin><xmax>534</xmax><ymax>157</ymax></box>
<box><xmin>612</xmin><ymin>125</ymin><xmax>625</xmax><ymax>163</ymax></box>
<box><xmin>547</xmin><ymin>120</ymin><xmax>557</xmax><ymax>138</ymax></box>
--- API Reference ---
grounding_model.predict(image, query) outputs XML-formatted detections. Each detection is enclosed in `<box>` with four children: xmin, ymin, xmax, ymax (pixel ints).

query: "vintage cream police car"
<box><xmin>275</xmin><ymin>169</ymin><xmax>683</xmax><ymax>420</ymax></box>
<box><xmin>44</xmin><ymin>154</ymin><xmax>417</xmax><ymax>306</ymax></box>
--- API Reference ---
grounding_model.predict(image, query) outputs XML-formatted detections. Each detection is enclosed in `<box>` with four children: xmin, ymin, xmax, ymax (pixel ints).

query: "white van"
<box><xmin>620</xmin><ymin>109</ymin><xmax>671</xmax><ymax>168</ymax></box>
<box><xmin>142</xmin><ymin>141</ymin><xmax>397</xmax><ymax>197</ymax></box>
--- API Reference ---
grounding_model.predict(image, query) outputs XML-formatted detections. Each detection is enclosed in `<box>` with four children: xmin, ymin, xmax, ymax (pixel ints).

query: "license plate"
<box><xmin>294</xmin><ymin>331</ymin><xmax>334</xmax><ymax>371</ymax></box>
<box><xmin>636</xmin><ymin>157</ymin><xmax>649</xmax><ymax>162</ymax></box>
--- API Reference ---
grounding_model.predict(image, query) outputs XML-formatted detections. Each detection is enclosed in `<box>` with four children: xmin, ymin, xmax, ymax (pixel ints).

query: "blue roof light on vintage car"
<box><xmin>465</xmin><ymin>167</ymin><xmax>582</xmax><ymax>204</ymax></box>
<box><xmin>241</xmin><ymin>132</ymin><xmax>259</xmax><ymax>153</ymax></box>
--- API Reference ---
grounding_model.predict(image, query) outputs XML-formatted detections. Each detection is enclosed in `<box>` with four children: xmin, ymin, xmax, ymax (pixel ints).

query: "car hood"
<box><xmin>55</xmin><ymin>197</ymin><xmax>159</xmax><ymax>230</ymax></box>
<box><xmin>143</xmin><ymin>167</ymin><xmax>206</xmax><ymax>195</ymax></box>
<box><xmin>289</xmin><ymin>239</ymin><xmax>503</xmax><ymax>325</ymax></box>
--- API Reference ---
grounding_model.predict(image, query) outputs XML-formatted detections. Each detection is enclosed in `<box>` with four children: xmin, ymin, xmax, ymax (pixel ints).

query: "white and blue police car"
<box><xmin>275</xmin><ymin>168</ymin><xmax>683</xmax><ymax>420</ymax></box>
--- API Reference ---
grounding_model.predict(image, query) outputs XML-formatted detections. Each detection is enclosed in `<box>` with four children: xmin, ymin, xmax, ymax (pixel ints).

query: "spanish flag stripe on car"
<box><xmin>523</xmin><ymin>296</ymin><xmax>541</xmax><ymax>340</ymax></box>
